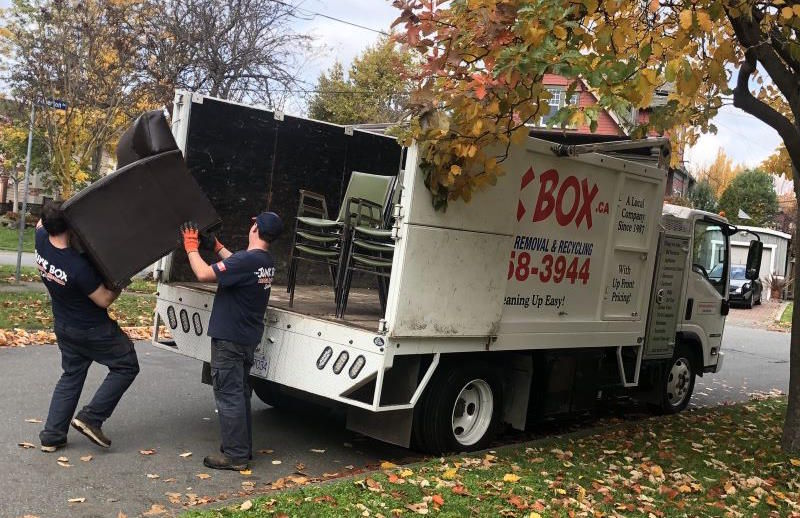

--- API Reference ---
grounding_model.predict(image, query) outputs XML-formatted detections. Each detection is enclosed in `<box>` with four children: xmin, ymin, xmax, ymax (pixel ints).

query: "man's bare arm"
<box><xmin>88</xmin><ymin>285</ymin><xmax>121</xmax><ymax>309</ymax></box>
<box><xmin>188</xmin><ymin>251</ymin><xmax>218</xmax><ymax>282</ymax></box>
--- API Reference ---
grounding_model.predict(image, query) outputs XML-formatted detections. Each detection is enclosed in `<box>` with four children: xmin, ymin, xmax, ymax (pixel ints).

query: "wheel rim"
<box><xmin>451</xmin><ymin>379</ymin><xmax>494</xmax><ymax>446</ymax></box>
<box><xmin>666</xmin><ymin>357</ymin><xmax>691</xmax><ymax>407</ymax></box>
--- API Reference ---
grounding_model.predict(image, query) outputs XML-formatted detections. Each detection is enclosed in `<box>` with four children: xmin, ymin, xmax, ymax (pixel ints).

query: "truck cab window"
<box><xmin>692</xmin><ymin>220</ymin><xmax>728</xmax><ymax>297</ymax></box>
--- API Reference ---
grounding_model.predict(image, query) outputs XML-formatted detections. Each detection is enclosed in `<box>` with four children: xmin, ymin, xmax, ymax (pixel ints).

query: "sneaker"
<box><xmin>220</xmin><ymin>444</ymin><xmax>252</xmax><ymax>460</ymax></box>
<box><xmin>71</xmin><ymin>418</ymin><xmax>111</xmax><ymax>448</ymax></box>
<box><xmin>203</xmin><ymin>454</ymin><xmax>248</xmax><ymax>471</ymax></box>
<box><xmin>40</xmin><ymin>440</ymin><xmax>67</xmax><ymax>453</ymax></box>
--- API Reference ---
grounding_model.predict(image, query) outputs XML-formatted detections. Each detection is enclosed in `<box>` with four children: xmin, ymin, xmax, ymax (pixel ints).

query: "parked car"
<box><xmin>712</xmin><ymin>264</ymin><xmax>762</xmax><ymax>308</ymax></box>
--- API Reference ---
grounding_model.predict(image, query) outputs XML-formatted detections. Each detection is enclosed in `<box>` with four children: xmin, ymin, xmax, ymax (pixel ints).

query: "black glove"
<box><xmin>199</xmin><ymin>231</ymin><xmax>224</xmax><ymax>253</ymax></box>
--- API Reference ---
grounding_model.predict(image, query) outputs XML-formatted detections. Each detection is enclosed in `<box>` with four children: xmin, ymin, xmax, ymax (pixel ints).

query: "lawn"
<box><xmin>0</xmin><ymin>292</ymin><xmax>155</xmax><ymax>329</ymax></box>
<box><xmin>185</xmin><ymin>397</ymin><xmax>799</xmax><ymax>518</ymax></box>
<box><xmin>0</xmin><ymin>265</ymin><xmax>39</xmax><ymax>283</ymax></box>
<box><xmin>0</xmin><ymin>226</ymin><xmax>35</xmax><ymax>252</ymax></box>
<box><xmin>781</xmin><ymin>303</ymin><xmax>793</xmax><ymax>327</ymax></box>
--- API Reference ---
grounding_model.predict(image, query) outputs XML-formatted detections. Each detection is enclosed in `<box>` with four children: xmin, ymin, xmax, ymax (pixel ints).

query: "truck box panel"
<box><xmin>387</xmin><ymin>137</ymin><xmax>665</xmax><ymax>339</ymax></box>
<box><xmin>62</xmin><ymin>150</ymin><xmax>219</xmax><ymax>289</ymax></box>
<box><xmin>385</xmin><ymin>226</ymin><xmax>511</xmax><ymax>338</ymax></box>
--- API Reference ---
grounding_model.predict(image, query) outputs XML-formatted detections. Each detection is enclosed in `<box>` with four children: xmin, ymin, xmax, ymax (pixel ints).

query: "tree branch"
<box><xmin>733</xmin><ymin>54</ymin><xmax>800</xmax><ymax>173</ymax></box>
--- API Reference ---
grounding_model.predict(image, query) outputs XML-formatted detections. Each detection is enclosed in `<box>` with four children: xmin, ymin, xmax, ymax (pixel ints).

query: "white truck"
<box><xmin>151</xmin><ymin>92</ymin><xmax>762</xmax><ymax>453</ymax></box>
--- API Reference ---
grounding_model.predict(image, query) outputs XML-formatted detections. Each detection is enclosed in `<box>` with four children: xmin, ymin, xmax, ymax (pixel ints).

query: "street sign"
<box><xmin>44</xmin><ymin>98</ymin><xmax>67</xmax><ymax>110</ymax></box>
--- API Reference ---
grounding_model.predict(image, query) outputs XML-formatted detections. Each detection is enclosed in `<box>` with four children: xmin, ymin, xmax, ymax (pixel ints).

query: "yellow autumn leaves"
<box><xmin>394</xmin><ymin>0</ymin><xmax>784</xmax><ymax>209</ymax></box>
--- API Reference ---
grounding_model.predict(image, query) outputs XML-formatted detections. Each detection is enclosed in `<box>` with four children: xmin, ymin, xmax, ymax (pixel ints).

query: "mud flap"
<box><xmin>346</xmin><ymin>407</ymin><xmax>413</xmax><ymax>448</ymax></box>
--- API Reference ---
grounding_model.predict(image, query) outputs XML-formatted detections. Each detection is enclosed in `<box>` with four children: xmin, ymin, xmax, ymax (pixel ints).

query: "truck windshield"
<box><xmin>692</xmin><ymin>220</ymin><xmax>728</xmax><ymax>296</ymax></box>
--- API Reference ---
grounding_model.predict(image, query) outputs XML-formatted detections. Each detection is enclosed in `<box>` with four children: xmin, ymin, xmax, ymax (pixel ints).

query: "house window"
<box><xmin>539</xmin><ymin>87</ymin><xmax>580</xmax><ymax>126</ymax></box>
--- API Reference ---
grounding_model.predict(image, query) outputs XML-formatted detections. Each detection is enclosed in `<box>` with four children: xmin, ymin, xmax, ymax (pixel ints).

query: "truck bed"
<box><xmin>169</xmin><ymin>282</ymin><xmax>384</xmax><ymax>331</ymax></box>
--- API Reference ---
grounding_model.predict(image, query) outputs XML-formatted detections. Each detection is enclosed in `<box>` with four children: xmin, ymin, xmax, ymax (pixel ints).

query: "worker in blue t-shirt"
<box><xmin>36</xmin><ymin>201</ymin><xmax>140</xmax><ymax>453</ymax></box>
<box><xmin>180</xmin><ymin>212</ymin><xmax>282</xmax><ymax>471</ymax></box>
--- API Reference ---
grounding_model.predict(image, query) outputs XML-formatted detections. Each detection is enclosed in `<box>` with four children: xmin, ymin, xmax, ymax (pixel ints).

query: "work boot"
<box><xmin>220</xmin><ymin>444</ymin><xmax>252</xmax><ymax>460</ymax></box>
<box><xmin>203</xmin><ymin>454</ymin><xmax>249</xmax><ymax>471</ymax></box>
<box><xmin>40</xmin><ymin>439</ymin><xmax>67</xmax><ymax>453</ymax></box>
<box><xmin>71</xmin><ymin>417</ymin><xmax>111</xmax><ymax>448</ymax></box>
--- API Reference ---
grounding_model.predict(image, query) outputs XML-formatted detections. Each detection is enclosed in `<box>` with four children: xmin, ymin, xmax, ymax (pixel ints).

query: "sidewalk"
<box><xmin>0</xmin><ymin>251</ymin><xmax>35</xmax><ymax>268</ymax></box>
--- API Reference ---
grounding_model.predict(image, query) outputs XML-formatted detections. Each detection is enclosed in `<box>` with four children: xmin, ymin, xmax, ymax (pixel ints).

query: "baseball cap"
<box><xmin>252</xmin><ymin>211</ymin><xmax>283</xmax><ymax>239</ymax></box>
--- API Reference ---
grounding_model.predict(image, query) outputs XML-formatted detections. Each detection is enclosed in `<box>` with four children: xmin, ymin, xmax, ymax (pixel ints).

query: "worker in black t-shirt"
<box><xmin>36</xmin><ymin>201</ymin><xmax>140</xmax><ymax>453</ymax></box>
<box><xmin>180</xmin><ymin>212</ymin><xmax>282</xmax><ymax>470</ymax></box>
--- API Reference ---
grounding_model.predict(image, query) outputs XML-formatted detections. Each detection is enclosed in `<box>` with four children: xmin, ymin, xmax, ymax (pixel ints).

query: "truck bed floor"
<box><xmin>169</xmin><ymin>282</ymin><xmax>384</xmax><ymax>331</ymax></box>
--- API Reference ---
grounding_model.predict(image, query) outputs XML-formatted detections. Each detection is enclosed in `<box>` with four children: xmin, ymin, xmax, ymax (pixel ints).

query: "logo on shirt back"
<box><xmin>34</xmin><ymin>250</ymin><xmax>68</xmax><ymax>286</ymax></box>
<box><xmin>255</xmin><ymin>266</ymin><xmax>275</xmax><ymax>289</ymax></box>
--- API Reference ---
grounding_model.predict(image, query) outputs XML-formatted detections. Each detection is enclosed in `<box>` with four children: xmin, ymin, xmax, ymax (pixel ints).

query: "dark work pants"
<box><xmin>40</xmin><ymin>321</ymin><xmax>140</xmax><ymax>445</ymax></box>
<box><xmin>211</xmin><ymin>338</ymin><xmax>255</xmax><ymax>462</ymax></box>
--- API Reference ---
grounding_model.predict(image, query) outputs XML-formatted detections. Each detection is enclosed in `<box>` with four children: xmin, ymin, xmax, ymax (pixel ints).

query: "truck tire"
<box><xmin>412</xmin><ymin>362</ymin><xmax>503</xmax><ymax>454</ymax></box>
<box><xmin>250</xmin><ymin>377</ymin><xmax>286</xmax><ymax>408</ymax></box>
<box><xmin>659</xmin><ymin>344</ymin><xmax>696</xmax><ymax>414</ymax></box>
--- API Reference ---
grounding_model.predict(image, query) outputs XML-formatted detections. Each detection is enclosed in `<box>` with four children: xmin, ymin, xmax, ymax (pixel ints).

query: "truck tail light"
<box><xmin>348</xmin><ymin>355</ymin><xmax>366</xmax><ymax>379</ymax></box>
<box><xmin>332</xmin><ymin>351</ymin><xmax>349</xmax><ymax>374</ymax></box>
<box><xmin>166</xmin><ymin>306</ymin><xmax>177</xmax><ymax>330</ymax></box>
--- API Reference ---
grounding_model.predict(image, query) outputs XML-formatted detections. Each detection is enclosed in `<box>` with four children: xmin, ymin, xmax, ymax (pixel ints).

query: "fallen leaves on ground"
<box><xmin>196</xmin><ymin>473</ymin><xmax>211</xmax><ymax>480</ymax></box>
<box><xmin>139</xmin><ymin>449</ymin><xmax>156</xmax><ymax>455</ymax></box>
<box><xmin>141</xmin><ymin>504</ymin><xmax>166</xmax><ymax>516</ymax></box>
<box><xmin>66</xmin><ymin>498</ymin><xmax>85</xmax><ymax>503</ymax></box>
<box><xmin>182</xmin><ymin>396</ymin><xmax>800</xmax><ymax>518</ymax></box>
<box><xmin>146</xmin><ymin>473</ymin><xmax>160</xmax><ymax>479</ymax></box>
<box><xmin>24</xmin><ymin>418</ymin><xmax>42</xmax><ymax>423</ymax></box>
<box><xmin>0</xmin><ymin>325</ymin><xmax>168</xmax><ymax>348</ymax></box>
<box><xmin>0</xmin><ymin>329</ymin><xmax>56</xmax><ymax>348</ymax></box>
<box><xmin>18</xmin><ymin>442</ymin><xmax>35</xmax><ymax>449</ymax></box>
<box><xmin>239</xmin><ymin>500</ymin><xmax>253</xmax><ymax>511</ymax></box>
<box><xmin>179</xmin><ymin>452</ymin><xmax>192</xmax><ymax>458</ymax></box>
<box><xmin>80</xmin><ymin>455</ymin><xmax>92</xmax><ymax>462</ymax></box>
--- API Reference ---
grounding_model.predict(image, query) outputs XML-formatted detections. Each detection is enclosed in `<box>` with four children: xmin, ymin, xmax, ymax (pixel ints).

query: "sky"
<box><xmin>0</xmin><ymin>0</ymin><xmax>785</xmax><ymax>174</ymax></box>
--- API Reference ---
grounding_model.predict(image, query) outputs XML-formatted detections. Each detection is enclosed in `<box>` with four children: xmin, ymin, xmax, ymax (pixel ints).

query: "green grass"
<box><xmin>0</xmin><ymin>292</ymin><xmax>155</xmax><ymax>329</ymax></box>
<box><xmin>0</xmin><ymin>265</ymin><xmax>39</xmax><ymax>283</ymax></box>
<box><xmin>184</xmin><ymin>398</ymin><xmax>798</xmax><ymax>518</ymax></box>
<box><xmin>781</xmin><ymin>302</ymin><xmax>793</xmax><ymax>326</ymax></box>
<box><xmin>0</xmin><ymin>226</ymin><xmax>35</xmax><ymax>252</ymax></box>
<box><xmin>126</xmin><ymin>277</ymin><xmax>157</xmax><ymax>294</ymax></box>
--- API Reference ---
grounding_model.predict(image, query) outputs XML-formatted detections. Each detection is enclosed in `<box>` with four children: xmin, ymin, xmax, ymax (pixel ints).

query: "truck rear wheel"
<box><xmin>660</xmin><ymin>344</ymin><xmax>696</xmax><ymax>414</ymax></box>
<box><xmin>412</xmin><ymin>362</ymin><xmax>503</xmax><ymax>454</ymax></box>
<box><xmin>250</xmin><ymin>377</ymin><xmax>286</xmax><ymax>408</ymax></box>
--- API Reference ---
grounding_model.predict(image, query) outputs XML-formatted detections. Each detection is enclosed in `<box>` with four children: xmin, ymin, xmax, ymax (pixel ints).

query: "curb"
<box><xmin>775</xmin><ymin>301</ymin><xmax>790</xmax><ymax>323</ymax></box>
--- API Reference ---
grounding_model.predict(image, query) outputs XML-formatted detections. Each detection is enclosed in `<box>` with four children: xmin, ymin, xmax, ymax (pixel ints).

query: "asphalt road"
<box><xmin>0</xmin><ymin>250</ymin><xmax>35</xmax><ymax>267</ymax></box>
<box><xmin>692</xmin><ymin>324</ymin><xmax>790</xmax><ymax>408</ymax></box>
<box><xmin>0</xmin><ymin>324</ymin><xmax>790</xmax><ymax>518</ymax></box>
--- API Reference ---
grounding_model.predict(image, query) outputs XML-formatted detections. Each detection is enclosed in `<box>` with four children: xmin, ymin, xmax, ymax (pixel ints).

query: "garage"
<box><xmin>730</xmin><ymin>226</ymin><xmax>790</xmax><ymax>301</ymax></box>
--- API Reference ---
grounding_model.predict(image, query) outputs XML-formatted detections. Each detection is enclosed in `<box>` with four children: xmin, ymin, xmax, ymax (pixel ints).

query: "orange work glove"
<box><xmin>180</xmin><ymin>222</ymin><xmax>200</xmax><ymax>253</ymax></box>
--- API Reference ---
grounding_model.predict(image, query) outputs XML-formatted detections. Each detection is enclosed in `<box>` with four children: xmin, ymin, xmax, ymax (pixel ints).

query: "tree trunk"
<box><xmin>11</xmin><ymin>180</ymin><xmax>18</xmax><ymax>213</ymax></box>
<box><xmin>781</xmin><ymin>174</ymin><xmax>800</xmax><ymax>452</ymax></box>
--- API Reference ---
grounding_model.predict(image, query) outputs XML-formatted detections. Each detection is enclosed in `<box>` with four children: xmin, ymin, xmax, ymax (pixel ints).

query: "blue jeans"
<box><xmin>211</xmin><ymin>338</ymin><xmax>255</xmax><ymax>462</ymax></box>
<box><xmin>40</xmin><ymin>321</ymin><xmax>139</xmax><ymax>445</ymax></box>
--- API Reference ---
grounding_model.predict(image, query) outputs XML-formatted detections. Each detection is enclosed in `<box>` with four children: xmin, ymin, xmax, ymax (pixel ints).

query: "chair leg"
<box><xmin>377</xmin><ymin>274</ymin><xmax>388</xmax><ymax>313</ymax></box>
<box><xmin>288</xmin><ymin>257</ymin><xmax>299</xmax><ymax>307</ymax></box>
<box><xmin>328</xmin><ymin>264</ymin><xmax>338</xmax><ymax>295</ymax></box>
<box><xmin>339</xmin><ymin>267</ymin><xmax>355</xmax><ymax>318</ymax></box>
<box><xmin>286</xmin><ymin>254</ymin><xmax>297</xmax><ymax>294</ymax></box>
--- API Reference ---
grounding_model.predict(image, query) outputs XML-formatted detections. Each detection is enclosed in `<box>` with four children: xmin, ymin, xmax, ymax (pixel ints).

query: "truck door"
<box><xmin>684</xmin><ymin>219</ymin><xmax>729</xmax><ymax>362</ymax></box>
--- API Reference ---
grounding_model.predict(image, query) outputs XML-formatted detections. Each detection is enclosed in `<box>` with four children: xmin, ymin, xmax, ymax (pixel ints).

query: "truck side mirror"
<box><xmin>745</xmin><ymin>240</ymin><xmax>763</xmax><ymax>281</ymax></box>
